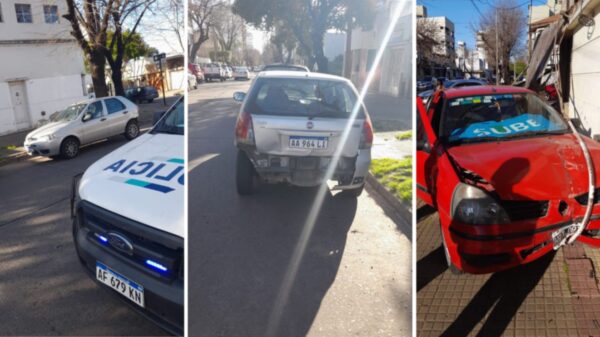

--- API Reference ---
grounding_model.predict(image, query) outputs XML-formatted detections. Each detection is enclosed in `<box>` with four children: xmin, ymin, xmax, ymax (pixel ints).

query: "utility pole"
<box><xmin>496</xmin><ymin>10</ymin><xmax>499</xmax><ymax>85</ymax></box>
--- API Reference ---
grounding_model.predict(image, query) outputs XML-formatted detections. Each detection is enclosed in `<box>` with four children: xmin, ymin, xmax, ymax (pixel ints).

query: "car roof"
<box><xmin>444</xmin><ymin>85</ymin><xmax>533</xmax><ymax>98</ymax></box>
<box><xmin>256</xmin><ymin>70</ymin><xmax>349</xmax><ymax>82</ymax></box>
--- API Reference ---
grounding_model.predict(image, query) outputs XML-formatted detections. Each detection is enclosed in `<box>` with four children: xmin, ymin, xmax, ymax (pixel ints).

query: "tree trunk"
<box><xmin>311</xmin><ymin>31</ymin><xmax>328</xmax><ymax>73</ymax></box>
<box><xmin>89</xmin><ymin>50</ymin><xmax>109</xmax><ymax>98</ymax></box>
<box><xmin>343</xmin><ymin>24</ymin><xmax>353</xmax><ymax>79</ymax></box>
<box><xmin>111</xmin><ymin>65</ymin><xmax>125</xmax><ymax>96</ymax></box>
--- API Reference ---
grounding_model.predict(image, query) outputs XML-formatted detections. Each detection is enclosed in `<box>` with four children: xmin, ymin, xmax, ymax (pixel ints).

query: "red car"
<box><xmin>417</xmin><ymin>86</ymin><xmax>600</xmax><ymax>274</ymax></box>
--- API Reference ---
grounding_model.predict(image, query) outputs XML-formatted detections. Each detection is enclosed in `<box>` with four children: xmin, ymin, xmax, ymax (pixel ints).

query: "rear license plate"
<box><xmin>289</xmin><ymin>136</ymin><xmax>329</xmax><ymax>150</ymax></box>
<box><xmin>96</xmin><ymin>261</ymin><xmax>144</xmax><ymax>307</ymax></box>
<box><xmin>552</xmin><ymin>224</ymin><xmax>579</xmax><ymax>249</ymax></box>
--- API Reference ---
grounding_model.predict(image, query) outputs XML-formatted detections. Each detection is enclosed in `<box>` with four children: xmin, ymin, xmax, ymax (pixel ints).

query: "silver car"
<box><xmin>24</xmin><ymin>96</ymin><xmax>139</xmax><ymax>159</ymax></box>
<box><xmin>233</xmin><ymin>71</ymin><xmax>373</xmax><ymax>197</ymax></box>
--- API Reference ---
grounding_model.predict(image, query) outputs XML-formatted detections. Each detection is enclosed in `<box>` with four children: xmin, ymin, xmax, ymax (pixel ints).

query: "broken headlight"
<box><xmin>451</xmin><ymin>183</ymin><xmax>510</xmax><ymax>225</ymax></box>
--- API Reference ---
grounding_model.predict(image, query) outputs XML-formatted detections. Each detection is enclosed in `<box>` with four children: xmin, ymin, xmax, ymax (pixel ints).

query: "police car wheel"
<box><xmin>125</xmin><ymin>120</ymin><xmax>140</xmax><ymax>140</ymax></box>
<box><xmin>60</xmin><ymin>137</ymin><xmax>80</xmax><ymax>159</ymax></box>
<box><xmin>236</xmin><ymin>150</ymin><xmax>258</xmax><ymax>195</ymax></box>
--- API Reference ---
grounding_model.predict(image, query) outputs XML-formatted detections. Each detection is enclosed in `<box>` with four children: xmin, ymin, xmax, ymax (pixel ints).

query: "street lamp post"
<box><xmin>496</xmin><ymin>10</ymin><xmax>499</xmax><ymax>85</ymax></box>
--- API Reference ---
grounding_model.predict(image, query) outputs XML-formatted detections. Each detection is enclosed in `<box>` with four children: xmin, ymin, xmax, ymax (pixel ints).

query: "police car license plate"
<box><xmin>96</xmin><ymin>261</ymin><xmax>144</xmax><ymax>307</ymax></box>
<box><xmin>289</xmin><ymin>136</ymin><xmax>328</xmax><ymax>150</ymax></box>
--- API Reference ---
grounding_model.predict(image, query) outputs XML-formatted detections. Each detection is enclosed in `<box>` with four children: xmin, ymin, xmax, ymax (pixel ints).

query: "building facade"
<box><xmin>0</xmin><ymin>0</ymin><xmax>89</xmax><ymax>135</ymax></box>
<box><xmin>348</xmin><ymin>0</ymin><xmax>412</xmax><ymax>98</ymax></box>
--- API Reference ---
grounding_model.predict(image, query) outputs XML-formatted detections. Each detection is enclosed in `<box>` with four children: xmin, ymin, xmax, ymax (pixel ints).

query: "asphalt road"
<box><xmin>0</xmin><ymin>111</ymin><xmax>173</xmax><ymax>335</ymax></box>
<box><xmin>188</xmin><ymin>78</ymin><xmax>412</xmax><ymax>337</ymax></box>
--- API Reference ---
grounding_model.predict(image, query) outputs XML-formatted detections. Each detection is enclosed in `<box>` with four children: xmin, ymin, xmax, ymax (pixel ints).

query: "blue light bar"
<box><xmin>145</xmin><ymin>259</ymin><xmax>168</xmax><ymax>272</ymax></box>
<box><xmin>95</xmin><ymin>233</ymin><xmax>108</xmax><ymax>244</ymax></box>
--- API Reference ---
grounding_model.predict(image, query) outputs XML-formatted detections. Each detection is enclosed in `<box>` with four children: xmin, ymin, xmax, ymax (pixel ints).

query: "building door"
<box><xmin>8</xmin><ymin>81</ymin><xmax>31</xmax><ymax>130</ymax></box>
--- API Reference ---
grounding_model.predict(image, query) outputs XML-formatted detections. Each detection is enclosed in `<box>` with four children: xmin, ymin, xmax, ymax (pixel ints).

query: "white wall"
<box><xmin>0</xmin><ymin>0</ymin><xmax>71</xmax><ymax>41</ymax></box>
<box><xmin>0</xmin><ymin>83</ymin><xmax>17</xmax><ymax>135</ymax></box>
<box><xmin>0</xmin><ymin>43</ymin><xmax>85</xmax><ymax>82</ymax></box>
<box><xmin>26</xmin><ymin>74</ymin><xmax>87</xmax><ymax>127</ymax></box>
<box><xmin>569</xmin><ymin>8</ymin><xmax>600</xmax><ymax>139</ymax></box>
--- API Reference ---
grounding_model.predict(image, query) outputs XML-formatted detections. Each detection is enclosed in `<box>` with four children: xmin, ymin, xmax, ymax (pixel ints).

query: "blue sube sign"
<box><xmin>449</xmin><ymin>113</ymin><xmax>563</xmax><ymax>141</ymax></box>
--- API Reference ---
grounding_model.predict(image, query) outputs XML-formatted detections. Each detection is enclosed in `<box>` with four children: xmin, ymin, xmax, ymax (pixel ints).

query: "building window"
<box><xmin>15</xmin><ymin>4</ymin><xmax>32</xmax><ymax>23</ymax></box>
<box><xmin>44</xmin><ymin>5</ymin><xmax>58</xmax><ymax>23</ymax></box>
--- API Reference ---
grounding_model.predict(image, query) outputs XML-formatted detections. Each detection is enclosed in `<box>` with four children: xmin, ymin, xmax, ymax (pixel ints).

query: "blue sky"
<box><xmin>416</xmin><ymin>0</ymin><xmax>548</xmax><ymax>50</ymax></box>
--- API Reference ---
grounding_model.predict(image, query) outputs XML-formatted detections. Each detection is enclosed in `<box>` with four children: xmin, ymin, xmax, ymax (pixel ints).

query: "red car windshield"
<box><xmin>440</xmin><ymin>92</ymin><xmax>569</xmax><ymax>145</ymax></box>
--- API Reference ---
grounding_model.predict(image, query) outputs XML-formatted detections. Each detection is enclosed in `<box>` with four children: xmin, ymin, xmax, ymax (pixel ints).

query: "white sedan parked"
<box><xmin>233</xmin><ymin>67</ymin><xmax>250</xmax><ymax>80</ymax></box>
<box><xmin>24</xmin><ymin>96</ymin><xmax>140</xmax><ymax>159</ymax></box>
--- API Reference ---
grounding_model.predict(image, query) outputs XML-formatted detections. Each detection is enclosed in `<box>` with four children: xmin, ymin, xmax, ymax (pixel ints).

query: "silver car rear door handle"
<box><xmin>100</xmin><ymin>117</ymin><xmax>107</xmax><ymax>121</ymax></box>
<box><xmin>123</xmin><ymin>111</ymin><xmax>128</xmax><ymax>114</ymax></box>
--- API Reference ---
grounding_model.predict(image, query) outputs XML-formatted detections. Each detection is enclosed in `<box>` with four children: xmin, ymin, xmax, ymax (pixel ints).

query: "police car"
<box><xmin>71</xmin><ymin>97</ymin><xmax>184</xmax><ymax>335</ymax></box>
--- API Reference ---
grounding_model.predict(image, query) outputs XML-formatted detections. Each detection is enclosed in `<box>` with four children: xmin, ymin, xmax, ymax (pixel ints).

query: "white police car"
<box><xmin>72</xmin><ymin>97</ymin><xmax>184</xmax><ymax>335</ymax></box>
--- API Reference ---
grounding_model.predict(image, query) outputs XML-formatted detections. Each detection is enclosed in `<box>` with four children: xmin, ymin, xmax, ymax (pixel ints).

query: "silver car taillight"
<box><xmin>235</xmin><ymin>111</ymin><xmax>255</xmax><ymax>145</ymax></box>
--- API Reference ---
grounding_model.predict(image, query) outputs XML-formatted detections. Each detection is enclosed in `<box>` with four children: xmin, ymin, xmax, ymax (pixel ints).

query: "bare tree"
<box><xmin>64</xmin><ymin>0</ymin><xmax>156</xmax><ymax>97</ymax></box>
<box><xmin>189</xmin><ymin>0</ymin><xmax>226</xmax><ymax>61</ymax></box>
<box><xmin>212</xmin><ymin>5</ymin><xmax>246</xmax><ymax>53</ymax></box>
<box><xmin>477</xmin><ymin>0</ymin><xmax>526</xmax><ymax>83</ymax></box>
<box><xmin>417</xmin><ymin>17</ymin><xmax>440</xmax><ymax>76</ymax></box>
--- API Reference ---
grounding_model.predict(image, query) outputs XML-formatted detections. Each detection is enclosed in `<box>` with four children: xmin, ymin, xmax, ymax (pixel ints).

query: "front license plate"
<box><xmin>289</xmin><ymin>136</ymin><xmax>329</xmax><ymax>150</ymax></box>
<box><xmin>552</xmin><ymin>224</ymin><xmax>579</xmax><ymax>249</ymax></box>
<box><xmin>96</xmin><ymin>261</ymin><xmax>144</xmax><ymax>307</ymax></box>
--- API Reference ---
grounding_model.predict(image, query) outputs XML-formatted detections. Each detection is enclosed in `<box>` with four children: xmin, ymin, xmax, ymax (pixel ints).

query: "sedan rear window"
<box><xmin>245</xmin><ymin>78</ymin><xmax>365</xmax><ymax>118</ymax></box>
<box><xmin>440</xmin><ymin>93</ymin><xmax>568</xmax><ymax>144</ymax></box>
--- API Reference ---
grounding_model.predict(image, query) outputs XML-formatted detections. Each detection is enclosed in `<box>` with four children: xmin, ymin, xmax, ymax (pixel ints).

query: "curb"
<box><xmin>366</xmin><ymin>172</ymin><xmax>412</xmax><ymax>224</ymax></box>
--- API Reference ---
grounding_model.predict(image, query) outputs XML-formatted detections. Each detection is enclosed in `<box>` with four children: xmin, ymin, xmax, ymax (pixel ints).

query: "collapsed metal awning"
<box><xmin>525</xmin><ymin>18</ymin><xmax>566</xmax><ymax>91</ymax></box>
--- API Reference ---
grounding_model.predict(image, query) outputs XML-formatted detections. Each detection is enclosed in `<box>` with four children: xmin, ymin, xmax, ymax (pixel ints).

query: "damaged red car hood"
<box><xmin>446</xmin><ymin>134</ymin><xmax>600</xmax><ymax>200</ymax></box>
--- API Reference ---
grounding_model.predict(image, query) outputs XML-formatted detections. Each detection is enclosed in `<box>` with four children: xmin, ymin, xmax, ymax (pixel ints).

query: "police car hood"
<box><xmin>79</xmin><ymin>132</ymin><xmax>184</xmax><ymax>238</ymax></box>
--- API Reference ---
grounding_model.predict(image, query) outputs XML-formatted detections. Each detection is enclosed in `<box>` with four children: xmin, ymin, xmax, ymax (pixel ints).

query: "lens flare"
<box><xmin>265</xmin><ymin>2</ymin><xmax>409</xmax><ymax>336</ymax></box>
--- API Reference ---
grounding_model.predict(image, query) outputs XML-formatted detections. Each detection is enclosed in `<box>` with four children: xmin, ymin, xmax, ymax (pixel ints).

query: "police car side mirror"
<box><xmin>153</xmin><ymin>111</ymin><xmax>166</xmax><ymax>125</ymax></box>
<box><xmin>233</xmin><ymin>92</ymin><xmax>246</xmax><ymax>102</ymax></box>
<box><xmin>82</xmin><ymin>112</ymin><xmax>93</xmax><ymax>122</ymax></box>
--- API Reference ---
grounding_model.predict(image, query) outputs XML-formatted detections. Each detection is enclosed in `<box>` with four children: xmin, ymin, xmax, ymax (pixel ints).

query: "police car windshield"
<box><xmin>440</xmin><ymin>93</ymin><xmax>569</xmax><ymax>145</ymax></box>
<box><xmin>152</xmin><ymin>98</ymin><xmax>184</xmax><ymax>135</ymax></box>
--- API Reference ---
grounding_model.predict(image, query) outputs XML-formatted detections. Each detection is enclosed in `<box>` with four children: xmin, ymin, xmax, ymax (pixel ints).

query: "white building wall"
<box><xmin>568</xmin><ymin>8</ymin><xmax>600</xmax><ymax>139</ymax></box>
<box><xmin>0</xmin><ymin>0</ymin><xmax>87</xmax><ymax>135</ymax></box>
<box><xmin>0</xmin><ymin>84</ymin><xmax>17</xmax><ymax>135</ymax></box>
<box><xmin>26</xmin><ymin>75</ymin><xmax>87</xmax><ymax>127</ymax></box>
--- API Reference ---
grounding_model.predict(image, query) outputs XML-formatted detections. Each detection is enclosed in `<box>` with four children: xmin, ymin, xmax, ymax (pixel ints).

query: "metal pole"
<box><xmin>496</xmin><ymin>10</ymin><xmax>499</xmax><ymax>85</ymax></box>
<box><xmin>159</xmin><ymin>59</ymin><xmax>166</xmax><ymax>106</ymax></box>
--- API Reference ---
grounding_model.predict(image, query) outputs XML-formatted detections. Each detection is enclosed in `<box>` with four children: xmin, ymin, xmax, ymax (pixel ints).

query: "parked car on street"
<box><xmin>417</xmin><ymin>76</ymin><xmax>435</xmax><ymax>92</ymax></box>
<box><xmin>188</xmin><ymin>63</ymin><xmax>204</xmax><ymax>84</ymax></box>
<box><xmin>188</xmin><ymin>71</ymin><xmax>198</xmax><ymax>90</ymax></box>
<box><xmin>224</xmin><ymin>66</ymin><xmax>233</xmax><ymax>80</ymax></box>
<box><xmin>71</xmin><ymin>97</ymin><xmax>184</xmax><ymax>335</ymax></box>
<box><xmin>418</xmin><ymin>79</ymin><xmax>487</xmax><ymax>105</ymax></box>
<box><xmin>233</xmin><ymin>66</ymin><xmax>250</xmax><ymax>80</ymax></box>
<box><xmin>125</xmin><ymin>86</ymin><xmax>159</xmax><ymax>104</ymax></box>
<box><xmin>262</xmin><ymin>63</ymin><xmax>310</xmax><ymax>72</ymax></box>
<box><xmin>233</xmin><ymin>71</ymin><xmax>372</xmax><ymax>197</ymax></box>
<box><xmin>24</xmin><ymin>96</ymin><xmax>140</xmax><ymax>159</ymax></box>
<box><xmin>417</xmin><ymin>86</ymin><xmax>600</xmax><ymax>274</ymax></box>
<box><xmin>203</xmin><ymin>63</ymin><xmax>225</xmax><ymax>82</ymax></box>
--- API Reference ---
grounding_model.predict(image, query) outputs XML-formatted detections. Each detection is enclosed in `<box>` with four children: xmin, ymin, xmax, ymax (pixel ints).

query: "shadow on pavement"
<box><xmin>441</xmin><ymin>251</ymin><xmax>556</xmax><ymax>337</ymax></box>
<box><xmin>416</xmin><ymin>246</ymin><xmax>447</xmax><ymax>291</ymax></box>
<box><xmin>189</xmin><ymin>131</ymin><xmax>359</xmax><ymax>337</ymax></box>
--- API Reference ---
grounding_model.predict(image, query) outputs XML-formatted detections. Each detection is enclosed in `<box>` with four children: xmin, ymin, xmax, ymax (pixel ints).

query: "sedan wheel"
<box><xmin>60</xmin><ymin>138</ymin><xmax>80</xmax><ymax>159</ymax></box>
<box><xmin>125</xmin><ymin>120</ymin><xmax>140</xmax><ymax>140</ymax></box>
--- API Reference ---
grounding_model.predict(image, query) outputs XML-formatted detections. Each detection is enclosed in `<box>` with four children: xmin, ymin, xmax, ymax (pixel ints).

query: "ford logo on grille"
<box><xmin>107</xmin><ymin>232</ymin><xmax>134</xmax><ymax>255</ymax></box>
<box><xmin>307</xmin><ymin>121</ymin><xmax>314</xmax><ymax>129</ymax></box>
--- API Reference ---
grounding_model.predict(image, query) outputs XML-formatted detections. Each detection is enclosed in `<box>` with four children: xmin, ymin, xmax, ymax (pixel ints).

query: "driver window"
<box><xmin>86</xmin><ymin>101</ymin><xmax>104</xmax><ymax>119</ymax></box>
